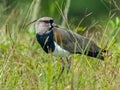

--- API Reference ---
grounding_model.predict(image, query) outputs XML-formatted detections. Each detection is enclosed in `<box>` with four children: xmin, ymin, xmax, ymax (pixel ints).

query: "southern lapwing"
<box><xmin>34</xmin><ymin>17</ymin><xmax>105</xmax><ymax>81</ymax></box>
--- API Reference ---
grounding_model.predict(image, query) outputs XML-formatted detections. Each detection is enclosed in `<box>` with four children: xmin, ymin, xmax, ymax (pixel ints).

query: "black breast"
<box><xmin>36</xmin><ymin>31</ymin><xmax>55</xmax><ymax>53</ymax></box>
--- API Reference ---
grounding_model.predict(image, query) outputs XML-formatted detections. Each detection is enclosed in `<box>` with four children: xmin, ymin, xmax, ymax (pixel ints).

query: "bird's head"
<box><xmin>35</xmin><ymin>17</ymin><xmax>57</xmax><ymax>35</ymax></box>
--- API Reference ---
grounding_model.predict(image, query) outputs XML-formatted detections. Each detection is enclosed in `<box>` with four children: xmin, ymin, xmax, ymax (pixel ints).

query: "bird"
<box><xmin>34</xmin><ymin>17</ymin><xmax>105</xmax><ymax>81</ymax></box>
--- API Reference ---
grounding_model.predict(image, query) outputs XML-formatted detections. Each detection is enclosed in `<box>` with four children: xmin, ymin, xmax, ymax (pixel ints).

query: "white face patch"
<box><xmin>52</xmin><ymin>42</ymin><xmax>70</xmax><ymax>57</ymax></box>
<box><xmin>35</xmin><ymin>21</ymin><xmax>50</xmax><ymax>34</ymax></box>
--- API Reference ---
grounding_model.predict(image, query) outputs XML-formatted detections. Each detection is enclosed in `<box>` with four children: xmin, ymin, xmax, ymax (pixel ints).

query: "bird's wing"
<box><xmin>53</xmin><ymin>26</ymin><xmax>104</xmax><ymax>59</ymax></box>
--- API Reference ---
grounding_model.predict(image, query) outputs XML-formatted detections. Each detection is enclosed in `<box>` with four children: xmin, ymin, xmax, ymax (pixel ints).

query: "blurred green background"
<box><xmin>0</xmin><ymin>0</ymin><xmax>120</xmax><ymax>25</ymax></box>
<box><xmin>0</xmin><ymin>0</ymin><xmax>120</xmax><ymax>43</ymax></box>
<box><xmin>0</xmin><ymin>0</ymin><xmax>120</xmax><ymax>90</ymax></box>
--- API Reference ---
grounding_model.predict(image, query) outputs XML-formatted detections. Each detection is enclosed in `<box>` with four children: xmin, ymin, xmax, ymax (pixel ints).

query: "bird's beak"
<box><xmin>26</xmin><ymin>19</ymin><xmax>38</xmax><ymax>27</ymax></box>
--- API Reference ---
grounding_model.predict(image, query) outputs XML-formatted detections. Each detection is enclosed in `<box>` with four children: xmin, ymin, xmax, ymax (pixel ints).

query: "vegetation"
<box><xmin>0</xmin><ymin>0</ymin><xmax>120</xmax><ymax>90</ymax></box>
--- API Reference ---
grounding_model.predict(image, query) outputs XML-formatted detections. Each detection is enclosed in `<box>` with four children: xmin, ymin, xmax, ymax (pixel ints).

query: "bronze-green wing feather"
<box><xmin>53</xmin><ymin>27</ymin><xmax>104</xmax><ymax>60</ymax></box>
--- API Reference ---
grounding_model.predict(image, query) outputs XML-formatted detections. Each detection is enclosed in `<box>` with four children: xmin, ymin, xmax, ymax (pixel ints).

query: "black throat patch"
<box><xmin>36</xmin><ymin>31</ymin><xmax>55</xmax><ymax>53</ymax></box>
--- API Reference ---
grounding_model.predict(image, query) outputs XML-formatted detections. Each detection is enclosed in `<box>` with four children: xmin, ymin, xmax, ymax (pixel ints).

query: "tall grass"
<box><xmin>0</xmin><ymin>1</ymin><xmax>120</xmax><ymax>90</ymax></box>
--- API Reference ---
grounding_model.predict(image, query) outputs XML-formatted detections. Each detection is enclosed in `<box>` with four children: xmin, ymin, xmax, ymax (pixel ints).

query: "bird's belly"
<box><xmin>52</xmin><ymin>42</ymin><xmax>70</xmax><ymax>57</ymax></box>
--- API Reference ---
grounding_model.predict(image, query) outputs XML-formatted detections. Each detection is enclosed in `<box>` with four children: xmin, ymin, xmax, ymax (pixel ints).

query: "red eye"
<box><xmin>40</xmin><ymin>20</ymin><xmax>49</xmax><ymax>23</ymax></box>
<box><xmin>44</xmin><ymin>21</ymin><xmax>49</xmax><ymax>23</ymax></box>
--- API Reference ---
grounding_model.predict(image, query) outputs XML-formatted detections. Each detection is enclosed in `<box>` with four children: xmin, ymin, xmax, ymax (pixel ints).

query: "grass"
<box><xmin>0</xmin><ymin>20</ymin><xmax>120</xmax><ymax>90</ymax></box>
<box><xmin>0</xmin><ymin>1</ymin><xmax>120</xmax><ymax>90</ymax></box>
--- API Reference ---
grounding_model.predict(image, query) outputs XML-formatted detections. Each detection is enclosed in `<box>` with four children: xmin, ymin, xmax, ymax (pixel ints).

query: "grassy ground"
<box><xmin>0</xmin><ymin>3</ymin><xmax>120</xmax><ymax>89</ymax></box>
<box><xmin>0</xmin><ymin>18</ymin><xmax>120</xmax><ymax>90</ymax></box>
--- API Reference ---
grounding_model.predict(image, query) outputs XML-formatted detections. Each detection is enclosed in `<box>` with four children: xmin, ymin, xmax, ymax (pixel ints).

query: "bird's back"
<box><xmin>53</xmin><ymin>27</ymin><xmax>104</xmax><ymax>60</ymax></box>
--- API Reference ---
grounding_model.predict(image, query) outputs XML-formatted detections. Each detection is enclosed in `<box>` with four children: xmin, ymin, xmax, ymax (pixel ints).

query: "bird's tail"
<box><xmin>97</xmin><ymin>55</ymin><xmax>104</xmax><ymax>60</ymax></box>
<box><xmin>86</xmin><ymin>49</ymin><xmax>107</xmax><ymax>60</ymax></box>
<box><xmin>97</xmin><ymin>49</ymin><xmax>107</xmax><ymax>60</ymax></box>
